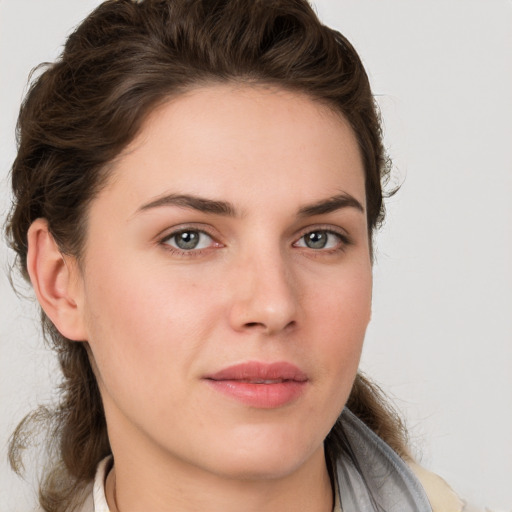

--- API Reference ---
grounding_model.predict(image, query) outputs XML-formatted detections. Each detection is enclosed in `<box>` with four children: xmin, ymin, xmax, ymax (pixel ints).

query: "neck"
<box><xmin>105</xmin><ymin>440</ymin><xmax>333</xmax><ymax>512</ymax></box>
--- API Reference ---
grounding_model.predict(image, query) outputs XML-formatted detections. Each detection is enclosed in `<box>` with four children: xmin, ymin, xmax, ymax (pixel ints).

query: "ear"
<box><xmin>27</xmin><ymin>218</ymin><xmax>87</xmax><ymax>341</ymax></box>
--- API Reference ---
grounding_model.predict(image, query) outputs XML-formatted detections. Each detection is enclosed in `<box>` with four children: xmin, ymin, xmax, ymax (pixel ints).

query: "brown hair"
<box><xmin>6</xmin><ymin>0</ymin><xmax>404</xmax><ymax>510</ymax></box>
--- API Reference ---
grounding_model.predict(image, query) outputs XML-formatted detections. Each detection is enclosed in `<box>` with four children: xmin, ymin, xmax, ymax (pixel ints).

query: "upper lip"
<box><xmin>205</xmin><ymin>361</ymin><xmax>308</xmax><ymax>383</ymax></box>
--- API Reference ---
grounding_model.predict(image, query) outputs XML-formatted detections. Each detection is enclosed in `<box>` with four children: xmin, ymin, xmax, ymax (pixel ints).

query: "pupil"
<box><xmin>306</xmin><ymin>231</ymin><xmax>327</xmax><ymax>249</ymax></box>
<box><xmin>176</xmin><ymin>231</ymin><xmax>199</xmax><ymax>250</ymax></box>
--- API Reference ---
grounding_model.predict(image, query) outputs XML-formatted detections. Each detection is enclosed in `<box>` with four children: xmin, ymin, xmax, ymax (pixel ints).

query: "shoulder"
<box><xmin>407</xmin><ymin>461</ymin><xmax>491</xmax><ymax>512</ymax></box>
<box><xmin>407</xmin><ymin>461</ymin><xmax>464</xmax><ymax>512</ymax></box>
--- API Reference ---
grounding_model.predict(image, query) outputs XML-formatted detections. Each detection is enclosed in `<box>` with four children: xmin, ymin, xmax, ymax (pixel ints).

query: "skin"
<box><xmin>28</xmin><ymin>85</ymin><xmax>373</xmax><ymax>512</ymax></box>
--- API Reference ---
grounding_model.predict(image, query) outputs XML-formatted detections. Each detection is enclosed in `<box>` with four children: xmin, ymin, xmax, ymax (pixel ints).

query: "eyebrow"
<box><xmin>297</xmin><ymin>193</ymin><xmax>364</xmax><ymax>217</ymax></box>
<box><xmin>137</xmin><ymin>191</ymin><xmax>364</xmax><ymax>217</ymax></box>
<box><xmin>138</xmin><ymin>193</ymin><xmax>237</xmax><ymax>216</ymax></box>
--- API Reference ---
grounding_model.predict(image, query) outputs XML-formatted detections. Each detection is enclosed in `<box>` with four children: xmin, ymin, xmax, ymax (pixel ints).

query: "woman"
<box><xmin>4</xmin><ymin>0</ymin><xmax>484</xmax><ymax>511</ymax></box>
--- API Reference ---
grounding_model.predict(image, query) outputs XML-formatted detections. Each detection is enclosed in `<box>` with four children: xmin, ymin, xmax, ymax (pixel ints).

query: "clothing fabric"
<box><xmin>80</xmin><ymin>409</ymin><xmax>481</xmax><ymax>512</ymax></box>
<box><xmin>335</xmin><ymin>408</ymin><xmax>432</xmax><ymax>511</ymax></box>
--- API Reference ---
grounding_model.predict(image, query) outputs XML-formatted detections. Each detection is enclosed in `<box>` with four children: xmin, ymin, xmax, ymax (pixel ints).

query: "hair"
<box><xmin>6</xmin><ymin>0</ymin><xmax>405</xmax><ymax>510</ymax></box>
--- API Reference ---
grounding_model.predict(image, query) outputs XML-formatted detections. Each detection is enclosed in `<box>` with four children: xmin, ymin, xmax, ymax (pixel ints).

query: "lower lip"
<box><xmin>206</xmin><ymin>379</ymin><xmax>307</xmax><ymax>408</ymax></box>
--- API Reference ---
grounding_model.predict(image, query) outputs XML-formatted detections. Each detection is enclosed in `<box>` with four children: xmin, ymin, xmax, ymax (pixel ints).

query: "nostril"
<box><xmin>245</xmin><ymin>322</ymin><xmax>264</xmax><ymax>328</ymax></box>
<box><xmin>243</xmin><ymin>320</ymin><xmax>296</xmax><ymax>331</ymax></box>
<box><xmin>284</xmin><ymin>320</ymin><xmax>296</xmax><ymax>331</ymax></box>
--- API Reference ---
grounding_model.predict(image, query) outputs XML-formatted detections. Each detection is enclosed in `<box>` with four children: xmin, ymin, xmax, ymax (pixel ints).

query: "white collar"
<box><xmin>92</xmin><ymin>456</ymin><xmax>112</xmax><ymax>512</ymax></box>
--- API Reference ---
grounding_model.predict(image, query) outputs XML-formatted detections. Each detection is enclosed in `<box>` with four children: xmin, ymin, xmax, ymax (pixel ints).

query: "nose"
<box><xmin>228</xmin><ymin>249</ymin><xmax>299</xmax><ymax>335</ymax></box>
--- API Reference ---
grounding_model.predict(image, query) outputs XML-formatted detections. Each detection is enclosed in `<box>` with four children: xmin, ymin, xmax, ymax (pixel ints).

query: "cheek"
<box><xmin>80</xmin><ymin>255</ymin><xmax>224</xmax><ymax>395</ymax></box>
<box><xmin>287</xmin><ymin>265</ymin><xmax>372</xmax><ymax>445</ymax></box>
<box><xmin>311</xmin><ymin>262</ymin><xmax>372</xmax><ymax>336</ymax></box>
<box><xmin>308</xmin><ymin>264</ymin><xmax>372</xmax><ymax>387</ymax></box>
<box><xmin>80</xmin><ymin>258</ymin><xmax>213</xmax><ymax>401</ymax></box>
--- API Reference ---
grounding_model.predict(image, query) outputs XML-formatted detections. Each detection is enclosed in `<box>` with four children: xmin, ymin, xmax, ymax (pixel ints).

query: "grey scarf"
<box><xmin>336</xmin><ymin>409</ymin><xmax>432</xmax><ymax>512</ymax></box>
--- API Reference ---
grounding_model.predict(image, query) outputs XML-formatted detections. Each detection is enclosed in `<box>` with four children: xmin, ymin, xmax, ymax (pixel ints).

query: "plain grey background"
<box><xmin>1</xmin><ymin>1</ymin><xmax>511</xmax><ymax>511</ymax></box>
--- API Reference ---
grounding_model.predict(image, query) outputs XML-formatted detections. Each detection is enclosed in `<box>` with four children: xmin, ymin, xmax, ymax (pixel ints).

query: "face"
<box><xmin>74</xmin><ymin>85</ymin><xmax>372</xmax><ymax>480</ymax></box>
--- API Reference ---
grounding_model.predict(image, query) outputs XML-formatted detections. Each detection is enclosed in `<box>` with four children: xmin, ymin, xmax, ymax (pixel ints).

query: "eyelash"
<box><xmin>160</xmin><ymin>227</ymin><xmax>221</xmax><ymax>257</ymax></box>
<box><xmin>159</xmin><ymin>226</ymin><xmax>351</xmax><ymax>257</ymax></box>
<box><xmin>293</xmin><ymin>227</ymin><xmax>351</xmax><ymax>254</ymax></box>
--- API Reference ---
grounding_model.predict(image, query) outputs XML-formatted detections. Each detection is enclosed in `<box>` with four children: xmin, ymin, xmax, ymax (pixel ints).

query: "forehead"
<box><xmin>102</xmin><ymin>84</ymin><xmax>365</xmax><ymax>211</ymax></box>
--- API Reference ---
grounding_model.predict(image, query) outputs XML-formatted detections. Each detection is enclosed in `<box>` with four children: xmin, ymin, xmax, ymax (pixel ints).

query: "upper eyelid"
<box><xmin>157</xmin><ymin>223</ymin><xmax>220</xmax><ymax>242</ymax></box>
<box><xmin>294</xmin><ymin>224</ymin><xmax>350</xmax><ymax>239</ymax></box>
<box><xmin>162</xmin><ymin>228</ymin><xmax>214</xmax><ymax>241</ymax></box>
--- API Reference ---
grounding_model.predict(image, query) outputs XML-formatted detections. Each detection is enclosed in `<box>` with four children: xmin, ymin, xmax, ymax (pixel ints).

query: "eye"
<box><xmin>162</xmin><ymin>229</ymin><xmax>214</xmax><ymax>251</ymax></box>
<box><xmin>294</xmin><ymin>230</ymin><xmax>346</xmax><ymax>250</ymax></box>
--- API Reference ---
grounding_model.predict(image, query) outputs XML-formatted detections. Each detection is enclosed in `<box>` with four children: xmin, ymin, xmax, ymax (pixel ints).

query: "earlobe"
<box><xmin>27</xmin><ymin>219</ymin><xmax>87</xmax><ymax>342</ymax></box>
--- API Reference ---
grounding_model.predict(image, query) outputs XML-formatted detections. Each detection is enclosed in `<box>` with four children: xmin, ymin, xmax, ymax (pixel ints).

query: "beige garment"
<box><xmin>408</xmin><ymin>462</ymin><xmax>490</xmax><ymax>512</ymax></box>
<box><xmin>408</xmin><ymin>462</ymin><xmax>464</xmax><ymax>512</ymax></box>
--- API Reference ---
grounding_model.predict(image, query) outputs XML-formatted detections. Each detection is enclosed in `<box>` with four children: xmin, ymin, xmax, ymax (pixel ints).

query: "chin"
<box><xmin>197</xmin><ymin>426</ymin><xmax>325</xmax><ymax>481</ymax></box>
<box><xmin>209</xmin><ymin>452</ymin><xmax>315</xmax><ymax>481</ymax></box>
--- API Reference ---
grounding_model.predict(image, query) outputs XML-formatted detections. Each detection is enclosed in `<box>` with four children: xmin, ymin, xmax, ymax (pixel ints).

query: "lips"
<box><xmin>204</xmin><ymin>361</ymin><xmax>308</xmax><ymax>408</ymax></box>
